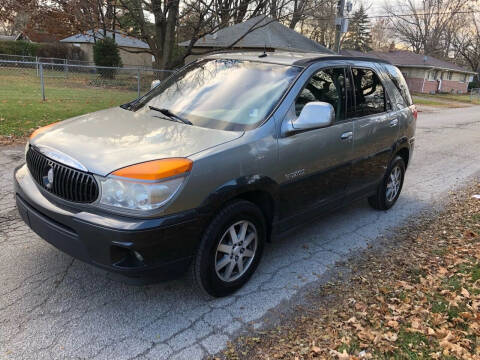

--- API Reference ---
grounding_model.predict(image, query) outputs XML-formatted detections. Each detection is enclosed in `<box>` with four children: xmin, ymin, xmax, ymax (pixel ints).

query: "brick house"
<box><xmin>342</xmin><ymin>49</ymin><xmax>476</xmax><ymax>94</ymax></box>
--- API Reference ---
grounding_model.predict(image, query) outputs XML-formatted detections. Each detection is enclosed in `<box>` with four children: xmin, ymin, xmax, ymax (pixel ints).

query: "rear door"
<box><xmin>277</xmin><ymin>66</ymin><xmax>355</xmax><ymax>220</ymax></box>
<box><xmin>348</xmin><ymin>66</ymin><xmax>400</xmax><ymax>194</ymax></box>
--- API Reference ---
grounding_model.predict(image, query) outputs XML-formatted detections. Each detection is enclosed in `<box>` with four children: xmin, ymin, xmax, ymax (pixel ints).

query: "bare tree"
<box><xmin>384</xmin><ymin>0</ymin><xmax>467</xmax><ymax>57</ymax></box>
<box><xmin>12</xmin><ymin>0</ymin><xmax>325</xmax><ymax>71</ymax></box>
<box><xmin>288</xmin><ymin>0</ymin><xmax>307</xmax><ymax>29</ymax></box>
<box><xmin>23</xmin><ymin>0</ymin><xmax>117</xmax><ymax>42</ymax></box>
<box><xmin>113</xmin><ymin>0</ymin><xmax>181</xmax><ymax>70</ymax></box>
<box><xmin>370</xmin><ymin>18</ymin><xmax>392</xmax><ymax>50</ymax></box>
<box><xmin>117</xmin><ymin>0</ymin><xmax>316</xmax><ymax>70</ymax></box>
<box><xmin>0</xmin><ymin>0</ymin><xmax>36</xmax><ymax>36</ymax></box>
<box><xmin>299</xmin><ymin>0</ymin><xmax>337</xmax><ymax>48</ymax></box>
<box><xmin>452</xmin><ymin>8</ymin><xmax>480</xmax><ymax>79</ymax></box>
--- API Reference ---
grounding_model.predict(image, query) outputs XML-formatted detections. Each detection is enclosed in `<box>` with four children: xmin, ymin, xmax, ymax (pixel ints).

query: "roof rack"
<box><xmin>293</xmin><ymin>55</ymin><xmax>392</xmax><ymax>66</ymax></box>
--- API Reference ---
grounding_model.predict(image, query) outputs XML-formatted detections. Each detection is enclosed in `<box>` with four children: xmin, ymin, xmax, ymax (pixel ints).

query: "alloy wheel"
<box><xmin>214</xmin><ymin>220</ymin><xmax>258</xmax><ymax>282</ymax></box>
<box><xmin>386</xmin><ymin>165</ymin><xmax>402</xmax><ymax>202</ymax></box>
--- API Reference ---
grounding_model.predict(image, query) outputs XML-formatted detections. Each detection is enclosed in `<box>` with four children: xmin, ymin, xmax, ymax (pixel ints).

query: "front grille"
<box><xmin>26</xmin><ymin>147</ymin><xmax>99</xmax><ymax>203</ymax></box>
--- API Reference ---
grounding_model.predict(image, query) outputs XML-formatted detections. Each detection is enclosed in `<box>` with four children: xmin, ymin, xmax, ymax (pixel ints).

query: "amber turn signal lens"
<box><xmin>112</xmin><ymin>158</ymin><xmax>193</xmax><ymax>181</ymax></box>
<box><xmin>30</xmin><ymin>122</ymin><xmax>59</xmax><ymax>139</ymax></box>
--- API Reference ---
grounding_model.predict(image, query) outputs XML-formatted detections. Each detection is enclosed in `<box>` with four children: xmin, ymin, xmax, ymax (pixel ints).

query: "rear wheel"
<box><xmin>368</xmin><ymin>156</ymin><xmax>405</xmax><ymax>210</ymax></box>
<box><xmin>192</xmin><ymin>200</ymin><xmax>266</xmax><ymax>297</ymax></box>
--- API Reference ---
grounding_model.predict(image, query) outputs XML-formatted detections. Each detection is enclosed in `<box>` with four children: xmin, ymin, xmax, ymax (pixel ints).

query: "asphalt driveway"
<box><xmin>1</xmin><ymin>106</ymin><xmax>480</xmax><ymax>360</ymax></box>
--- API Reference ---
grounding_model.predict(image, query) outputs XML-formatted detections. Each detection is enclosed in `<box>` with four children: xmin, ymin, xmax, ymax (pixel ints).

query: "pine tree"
<box><xmin>342</xmin><ymin>5</ymin><xmax>372</xmax><ymax>52</ymax></box>
<box><xmin>93</xmin><ymin>37</ymin><xmax>123</xmax><ymax>78</ymax></box>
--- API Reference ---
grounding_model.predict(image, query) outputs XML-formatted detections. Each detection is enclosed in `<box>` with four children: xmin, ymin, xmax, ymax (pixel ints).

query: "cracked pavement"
<box><xmin>1</xmin><ymin>106</ymin><xmax>480</xmax><ymax>360</ymax></box>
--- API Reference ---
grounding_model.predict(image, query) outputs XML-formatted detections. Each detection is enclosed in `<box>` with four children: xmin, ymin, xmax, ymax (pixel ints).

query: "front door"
<box><xmin>348</xmin><ymin>66</ymin><xmax>400</xmax><ymax>194</ymax></box>
<box><xmin>277</xmin><ymin>67</ymin><xmax>355</xmax><ymax>220</ymax></box>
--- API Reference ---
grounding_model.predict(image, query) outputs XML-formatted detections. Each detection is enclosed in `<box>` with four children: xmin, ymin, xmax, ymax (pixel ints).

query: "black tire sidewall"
<box><xmin>196</xmin><ymin>201</ymin><xmax>266</xmax><ymax>297</ymax></box>
<box><xmin>382</xmin><ymin>156</ymin><xmax>405</xmax><ymax>209</ymax></box>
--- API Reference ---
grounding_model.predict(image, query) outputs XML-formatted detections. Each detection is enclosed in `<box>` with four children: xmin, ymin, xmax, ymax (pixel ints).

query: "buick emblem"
<box><xmin>43</xmin><ymin>166</ymin><xmax>54</xmax><ymax>189</ymax></box>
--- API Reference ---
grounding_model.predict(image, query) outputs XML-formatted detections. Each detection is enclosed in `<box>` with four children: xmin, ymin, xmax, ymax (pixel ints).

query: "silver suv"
<box><xmin>14</xmin><ymin>52</ymin><xmax>416</xmax><ymax>297</ymax></box>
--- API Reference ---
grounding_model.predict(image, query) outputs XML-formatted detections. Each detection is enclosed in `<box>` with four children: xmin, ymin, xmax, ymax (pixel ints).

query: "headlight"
<box><xmin>98</xmin><ymin>158</ymin><xmax>192</xmax><ymax>212</ymax></box>
<box><xmin>99</xmin><ymin>176</ymin><xmax>185</xmax><ymax>211</ymax></box>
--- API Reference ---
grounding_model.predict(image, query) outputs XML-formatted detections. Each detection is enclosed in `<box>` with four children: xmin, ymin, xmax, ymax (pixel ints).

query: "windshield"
<box><xmin>134</xmin><ymin>59</ymin><xmax>302</xmax><ymax>131</ymax></box>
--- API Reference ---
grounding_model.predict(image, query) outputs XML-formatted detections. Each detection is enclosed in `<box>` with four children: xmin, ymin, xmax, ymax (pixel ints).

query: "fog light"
<box><xmin>133</xmin><ymin>251</ymin><xmax>144</xmax><ymax>262</ymax></box>
<box><xmin>111</xmin><ymin>246</ymin><xmax>146</xmax><ymax>268</ymax></box>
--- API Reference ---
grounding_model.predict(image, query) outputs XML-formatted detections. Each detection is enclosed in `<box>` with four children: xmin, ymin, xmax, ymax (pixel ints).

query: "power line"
<box><xmin>359</xmin><ymin>10</ymin><xmax>480</xmax><ymax>20</ymax></box>
<box><xmin>299</xmin><ymin>10</ymin><xmax>480</xmax><ymax>22</ymax></box>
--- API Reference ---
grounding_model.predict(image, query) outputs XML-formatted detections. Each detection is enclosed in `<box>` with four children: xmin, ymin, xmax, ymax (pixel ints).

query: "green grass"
<box><xmin>412</xmin><ymin>92</ymin><xmax>480</xmax><ymax>107</ymax></box>
<box><xmin>435</xmin><ymin>93</ymin><xmax>480</xmax><ymax>105</ymax></box>
<box><xmin>411</xmin><ymin>96</ymin><xmax>449</xmax><ymax>107</ymax></box>
<box><xmin>0</xmin><ymin>68</ymin><xmax>140</xmax><ymax>137</ymax></box>
<box><xmin>396</xmin><ymin>330</ymin><xmax>432</xmax><ymax>359</ymax></box>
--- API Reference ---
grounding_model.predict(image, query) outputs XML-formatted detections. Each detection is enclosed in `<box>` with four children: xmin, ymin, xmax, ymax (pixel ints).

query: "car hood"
<box><xmin>30</xmin><ymin>107</ymin><xmax>244</xmax><ymax>176</ymax></box>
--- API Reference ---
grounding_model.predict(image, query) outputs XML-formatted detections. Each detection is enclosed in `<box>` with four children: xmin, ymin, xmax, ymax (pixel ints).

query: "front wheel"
<box><xmin>368</xmin><ymin>156</ymin><xmax>406</xmax><ymax>210</ymax></box>
<box><xmin>192</xmin><ymin>200</ymin><xmax>266</xmax><ymax>297</ymax></box>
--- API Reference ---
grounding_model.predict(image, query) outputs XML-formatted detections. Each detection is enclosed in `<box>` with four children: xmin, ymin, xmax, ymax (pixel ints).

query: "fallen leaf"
<box><xmin>330</xmin><ymin>349</ymin><xmax>350</xmax><ymax>359</ymax></box>
<box><xmin>387</xmin><ymin>320</ymin><xmax>399</xmax><ymax>329</ymax></box>
<box><xmin>383</xmin><ymin>332</ymin><xmax>398</xmax><ymax>342</ymax></box>
<box><xmin>461</xmin><ymin>288</ymin><xmax>470</xmax><ymax>298</ymax></box>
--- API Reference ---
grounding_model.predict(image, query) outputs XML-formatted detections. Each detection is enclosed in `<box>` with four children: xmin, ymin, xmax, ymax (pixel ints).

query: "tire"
<box><xmin>192</xmin><ymin>200</ymin><xmax>266</xmax><ymax>297</ymax></box>
<box><xmin>368</xmin><ymin>155</ymin><xmax>406</xmax><ymax>210</ymax></box>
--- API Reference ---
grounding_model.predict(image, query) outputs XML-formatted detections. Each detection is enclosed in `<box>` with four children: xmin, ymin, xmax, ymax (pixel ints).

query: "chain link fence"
<box><xmin>0</xmin><ymin>53</ymin><xmax>148</xmax><ymax>67</ymax></box>
<box><xmin>470</xmin><ymin>88</ymin><xmax>480</xmax><ymax>103</ymax></box>
<box><xmin>0</xmin><ymin>59</ymin><xmax>172</xmax><ymax>104</ymax></box>
<box><xmin>0</xmin><ymin>53</ymin><xmax>96</xmax><ymax>66</ymax></box>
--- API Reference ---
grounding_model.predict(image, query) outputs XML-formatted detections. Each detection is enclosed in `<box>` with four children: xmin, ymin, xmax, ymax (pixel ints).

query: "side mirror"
<box><xmin>151</xmin><ymin>79</ymin><xmax>161</xmax><ymax>89</ymax></box>
<box><xmin>283</xmin><ymin>101</ymin><xmax>334</xmax><ymax>136</ymax></box>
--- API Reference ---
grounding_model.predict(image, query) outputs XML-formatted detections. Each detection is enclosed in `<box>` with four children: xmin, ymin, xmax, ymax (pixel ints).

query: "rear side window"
<box><xmin>384</xmin><ymin>64</ymin><xmax>413</xmax><ymax>107</ymax></box>
<box><xmin>351</xmin><ymin>68</ymin><xmax>386</xmax><ymax>117</ymax></box>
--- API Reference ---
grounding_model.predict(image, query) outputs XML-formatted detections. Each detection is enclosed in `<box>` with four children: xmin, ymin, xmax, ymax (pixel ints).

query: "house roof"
<box><xmin>60</xmin><ymin>30</ymin><xmax>149</xmax><ymax>49</ymax></box>
<box><xmin>341</xmin><ymin>49</ymin><xmax>475</xmax><ymax>74</ymax></box>
<box><xmin>24</xmin><ymin>31</ymin><xmax>58</xmax><ymax>43</ymax></box>
<box><xmin>0</xmin><ymin>33</ymin><xmax>24</xmax><ymax>41</ymax></box>
<box><xmin>179</xmin><ymin>15</ymin><xmax>334</xmax><ymax>54</ymax></box>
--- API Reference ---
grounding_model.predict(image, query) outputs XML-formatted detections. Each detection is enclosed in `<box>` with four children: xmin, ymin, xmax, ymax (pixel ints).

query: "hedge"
<box><xmin>0</xmin><ymin>40</ymin><xmax>40</xmax><ymax>56</ymax></box>
<box><xmin>0</xmin><ymin>40</ymin><xmax>86</xmax><ymax>61</ymax></box>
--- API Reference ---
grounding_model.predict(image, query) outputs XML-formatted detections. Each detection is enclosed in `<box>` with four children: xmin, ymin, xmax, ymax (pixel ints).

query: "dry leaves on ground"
<box><xmin>218</xmin><ymin>182</ymin><xmax>480</xmax><ymax>360</ymax></box>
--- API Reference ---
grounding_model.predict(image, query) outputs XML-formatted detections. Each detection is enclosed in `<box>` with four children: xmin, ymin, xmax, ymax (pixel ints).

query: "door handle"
<box><xmin>340</xmin><ymin>131</ymin><xmax>353</xmax><ymax>140</ymax></box>
<box><xmin>389</xmin><ymin>118</ymin><xmax>399</xmax><ymax>127</ymax></box>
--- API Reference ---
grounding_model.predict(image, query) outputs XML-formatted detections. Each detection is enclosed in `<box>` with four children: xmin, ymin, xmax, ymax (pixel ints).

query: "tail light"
<box><xmin>410</xmin><ymin>105</ymin><xmax>418</xmax><ymax>120</ymax></box>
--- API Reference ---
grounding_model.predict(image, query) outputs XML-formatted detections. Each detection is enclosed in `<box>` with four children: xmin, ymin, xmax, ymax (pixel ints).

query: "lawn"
<box><xmin>412</xmin><ymin>92</ymin><xmax>480</xmax><ymax>107</ymax></box>
<box><xmin>411</xmin><ymin>96</ymin><xmax>449</xmax><ymax>107</ymax></box>
<box><xmin>0</xmin><ymin>67</ymin><xmax>141</xmax><ymax>138</ymax></box>
<box><xmin>435</xmin><ymin>92</ymin><xmax>480</xmax><ymax>105</ymax></box>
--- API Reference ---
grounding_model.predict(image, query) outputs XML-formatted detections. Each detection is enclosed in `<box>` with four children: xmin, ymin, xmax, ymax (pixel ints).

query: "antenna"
<box><xmin>259</xmin><ymin>39</ymin><xmax>267</xmax><ymax>58</ymax></box>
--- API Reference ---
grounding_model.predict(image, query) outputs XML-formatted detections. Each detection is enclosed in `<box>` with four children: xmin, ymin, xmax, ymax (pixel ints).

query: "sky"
<box><xmin>353</xmin><ymin>0</ymin><xmax>388</xmax><ymax>17</ymax></box>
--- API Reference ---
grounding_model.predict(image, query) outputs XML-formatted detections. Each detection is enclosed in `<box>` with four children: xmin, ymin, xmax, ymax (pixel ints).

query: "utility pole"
<box><xmin>334</xmin><ymin>0</ymin><xmax>346</xmax><ymax>53</ymax></box>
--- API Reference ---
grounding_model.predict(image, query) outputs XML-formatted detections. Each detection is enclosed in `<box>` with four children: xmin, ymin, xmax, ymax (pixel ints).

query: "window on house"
<box><xmin>448</xmin><ymin>72</ymin><xmax>453</xmax><ymax>80</ymax></box>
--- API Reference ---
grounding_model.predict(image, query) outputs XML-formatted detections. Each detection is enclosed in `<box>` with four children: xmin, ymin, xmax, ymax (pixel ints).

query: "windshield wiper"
<box><xmin>148</xmin><ymin>106</ymin><xmax>192</xmax><ymax>125</ymax></box>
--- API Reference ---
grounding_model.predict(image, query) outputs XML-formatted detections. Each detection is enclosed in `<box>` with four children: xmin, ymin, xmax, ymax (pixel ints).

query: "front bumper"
<box><xmin>14</xmin><ymin>164</ymin><xmax>206</xmax><ymax>280</ymax></box>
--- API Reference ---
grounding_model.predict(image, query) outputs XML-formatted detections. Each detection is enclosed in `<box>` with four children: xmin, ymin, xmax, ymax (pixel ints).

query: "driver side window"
<box><xmin>295</xmin><ymin>68</ymin><xmax>346</xmax><ymax>122</ymax></box>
